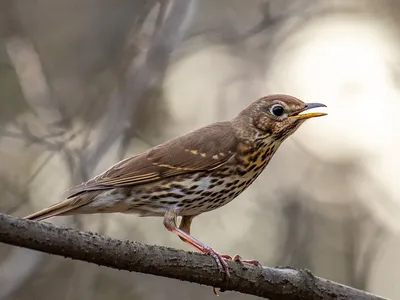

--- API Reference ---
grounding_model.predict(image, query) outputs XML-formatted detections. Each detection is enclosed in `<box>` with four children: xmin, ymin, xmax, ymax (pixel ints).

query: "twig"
<box><xmin>85</xmin><ymin>0</ymin><xmax>197</xmax><ymax>169</ymax></box>
<box><xmin>0</xmin><ymin>213</ymin><xmax>387</xmax><ymax>300</ymax></box>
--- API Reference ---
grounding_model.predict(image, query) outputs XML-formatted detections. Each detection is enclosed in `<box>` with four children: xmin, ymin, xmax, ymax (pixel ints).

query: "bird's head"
<box><xmin>234</xmin><ymin>94</ymin><xmax>327</xmax><ymax>145</ymax></box>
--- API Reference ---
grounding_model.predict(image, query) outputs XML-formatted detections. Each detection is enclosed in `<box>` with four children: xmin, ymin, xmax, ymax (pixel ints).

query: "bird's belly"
<box><xmin>180</xmin><ymin>165</ymin><xmax>268</xmax><ymax>215</ymax></box>
<box><xmin>89</xmin><ymin>169</ymin><xmax>263</xmax><ymax>217</ymax></box>
<box><xmin>132</xmin><ymin>174</ymin><xmax>237</xmax><ymax>216</ymax></box>
<box><xmin>174</xmin><ymin>171</ymin><xmax>261</xmax><ymax>216</ymax></box>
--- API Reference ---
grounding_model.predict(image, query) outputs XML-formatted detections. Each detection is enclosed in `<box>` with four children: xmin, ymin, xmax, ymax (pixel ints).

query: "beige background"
<box><xmin>0</xmin><ymin>1</ymin><xmax>399</xmax><ymax>299</ymax></box>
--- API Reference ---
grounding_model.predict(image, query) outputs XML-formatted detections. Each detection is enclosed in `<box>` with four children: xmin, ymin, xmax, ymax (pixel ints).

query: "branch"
<box><xmin>0</xmin><ymin>214</ymin><xmax>387</xmax><ymax>299</ymax></box>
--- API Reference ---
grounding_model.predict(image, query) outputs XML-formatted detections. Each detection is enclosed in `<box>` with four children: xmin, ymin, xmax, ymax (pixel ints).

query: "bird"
<box><xmin>24</xmin><ymin>94</ymin><xmax>327</xmax><ymax>280</ymax></box>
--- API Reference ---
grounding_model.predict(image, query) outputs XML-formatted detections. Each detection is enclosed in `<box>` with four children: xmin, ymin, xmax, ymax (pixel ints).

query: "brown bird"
<box><xmin>24</xmin><ymin>94</ymin><xmax>326</xmax><ymax>279</ymax></box>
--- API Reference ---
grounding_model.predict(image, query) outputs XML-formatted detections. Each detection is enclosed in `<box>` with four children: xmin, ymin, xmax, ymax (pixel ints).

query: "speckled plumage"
<box><xmin>24</xmin><ymin>94</ymin><xmax>327</xmax><ymax>282</ymax></box>
<box><xmin>75</xmin><ymin>139</ymin><xmax>278</xmax><ymax>217</ymax></box>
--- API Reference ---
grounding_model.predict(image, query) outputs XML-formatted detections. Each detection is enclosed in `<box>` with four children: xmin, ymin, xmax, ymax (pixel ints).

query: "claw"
<box><xmin>220</xmin><ymin>254</ymin><xmax>233</xmax><ymax>260</ymax></box>
<box><xmin>213</xmin><ymin>287</ymin><xmax>219</xmax><ymax>296</ymax></box>
<box><xmin>232</xmin><ymin>254</ymin><xmax>262</xmax><ymax>267</ymax></box>
<box><xmin>203</xmin><ymin>246</ymin><xmax>231</xmax><ymax>280</ymax></box>
<box><xmin>210</xmin><ymin>253</ymin><xmax>262</xmax><ymax>296</ymax></box>
<box><xmin>202</xmin><ymin>249</ymin><xmax>230</xmax><ymax>297</ymax></box>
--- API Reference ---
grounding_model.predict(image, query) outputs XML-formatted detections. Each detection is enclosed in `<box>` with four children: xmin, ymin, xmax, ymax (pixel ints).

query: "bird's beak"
<box><xmin>289</xmin><ymin>103</ymin><xmax>327</xmax><ymax>120</ymax></box>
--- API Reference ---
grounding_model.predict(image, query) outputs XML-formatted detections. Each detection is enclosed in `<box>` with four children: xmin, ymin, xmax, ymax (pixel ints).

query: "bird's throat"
<box><xmin>235</xmin><ymin>140</ymin><xmax>280</xmax><ymax>177</ymax></box>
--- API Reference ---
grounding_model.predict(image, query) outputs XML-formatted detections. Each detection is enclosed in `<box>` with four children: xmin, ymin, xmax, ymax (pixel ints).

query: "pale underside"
<box><xmin>68</xmin><ymin>166</ymin><xmax>263</xmax><ymax>217</ymax></box>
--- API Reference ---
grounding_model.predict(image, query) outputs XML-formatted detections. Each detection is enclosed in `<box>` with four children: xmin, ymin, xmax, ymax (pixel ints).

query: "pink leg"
<box><xmin>164</xmin><ymin>212</ymin><xmax>230</xmax><ymax>279</ymax></box>
<box><xmin>174</xmin><ymin>228</ymin><xmax>231</xmax><ymax>278</ymax></box>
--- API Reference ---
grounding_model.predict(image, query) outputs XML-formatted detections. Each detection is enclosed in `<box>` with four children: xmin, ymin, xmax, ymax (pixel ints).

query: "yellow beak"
<box><xmin>289</xmin><ymin>103</ymin><xmax>327</xmax><ymax>120</ymax></box>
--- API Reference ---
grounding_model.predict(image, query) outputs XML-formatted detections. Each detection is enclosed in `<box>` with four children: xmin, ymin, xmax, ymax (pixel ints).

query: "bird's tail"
<box><xmin>23</xmin><ymin>195</ymin><xmax>92</xmax><ymax>221</ymax></box>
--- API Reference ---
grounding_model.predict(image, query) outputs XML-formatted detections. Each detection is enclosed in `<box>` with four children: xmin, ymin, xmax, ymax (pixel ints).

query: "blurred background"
<box><xmin>0</xmin><ymin>0</ymin><xmax>399</xmax><ymax>299</ymax></box>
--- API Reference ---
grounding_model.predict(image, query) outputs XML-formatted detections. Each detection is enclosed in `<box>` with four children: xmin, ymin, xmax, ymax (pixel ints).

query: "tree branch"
<box><xmin>0</xmin><ymin>213</ymin><xmax>386</xmax><ymax>300</ymax></box>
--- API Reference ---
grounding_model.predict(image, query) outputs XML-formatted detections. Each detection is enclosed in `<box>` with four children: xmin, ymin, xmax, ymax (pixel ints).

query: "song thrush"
<box><xmin>24</xmin><ymin>94</ymin><xmax>326</xmax><ymax>281</ymax></box>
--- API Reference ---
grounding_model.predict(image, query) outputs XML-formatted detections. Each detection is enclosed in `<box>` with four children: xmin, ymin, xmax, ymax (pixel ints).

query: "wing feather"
<box><xmin>65</xmin><ymin>121</ymin><xmax>237</xmax><ymax>198</ymax></box>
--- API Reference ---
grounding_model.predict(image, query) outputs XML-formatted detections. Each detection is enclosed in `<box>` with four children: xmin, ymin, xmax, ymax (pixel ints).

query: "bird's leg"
<box><xmin>178</xmin><ymin>215</ymin><xmax>195</xmax><ymax>238</ymax></box>
<box><xmin>163</xmin><ymin>211</ymin><xmax>230</xmax><ymax>279</ymax></box>
<box><xmin>178</xmin><ymin>215</ymin><xmax>205</xmax><ymax>251</ymax></box>
<box><xmin>178</xmin><ymin>215</ymin><xmax>231</xmax><ymax>296</ymax></box>
<box><xmin>178</xmin><ymin>215</ymin><xmax>261</xmax><ymax>265</ymax></box>
<box><xmin>177</xmin><ymin>214</ymin><xmax>260</xmax><ymax>268</ymax></box>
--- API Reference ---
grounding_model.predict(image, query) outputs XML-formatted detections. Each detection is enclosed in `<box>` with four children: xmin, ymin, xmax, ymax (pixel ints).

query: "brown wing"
<box><xmin>65</xmin><ymin>121</ymin><xmax>237</xmax><ymax>198</ymax></box>
<box><xmin>24</xmin><ymin>121</ymin><xmax>237</xmax><ymax>221</ymax></box>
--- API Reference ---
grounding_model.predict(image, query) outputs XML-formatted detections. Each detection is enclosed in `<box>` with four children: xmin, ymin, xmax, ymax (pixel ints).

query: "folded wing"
<box><xmin>66</xmin><ymin>121</ymin><xmax>238</xmax><ymax>198</ymax></box>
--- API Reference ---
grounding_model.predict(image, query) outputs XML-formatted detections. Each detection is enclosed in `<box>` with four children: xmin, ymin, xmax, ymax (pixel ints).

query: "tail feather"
<box><xmin>23</xmin><ymin>195</ymin><xmax>93</xmax><ymax>221</ymax></box>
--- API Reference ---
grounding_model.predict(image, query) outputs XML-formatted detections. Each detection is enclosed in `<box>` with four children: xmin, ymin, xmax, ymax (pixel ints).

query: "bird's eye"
<box><xmin>270</xmin><ymin>104</ymin><xmax>284</xmax><ymax>117</ymax></box>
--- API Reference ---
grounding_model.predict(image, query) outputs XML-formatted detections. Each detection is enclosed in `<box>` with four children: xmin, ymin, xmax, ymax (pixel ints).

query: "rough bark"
<box><xmin>0</xmin><ymin>213</ymin><xmax>387</xmax><ymax>300</ymax></box>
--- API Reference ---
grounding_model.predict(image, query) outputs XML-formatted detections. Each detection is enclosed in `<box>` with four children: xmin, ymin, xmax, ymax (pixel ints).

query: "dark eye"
<box><xmin>270</xmin><ymin>104</ymin><xmax>284</xmax><ymax>117</ymax></box>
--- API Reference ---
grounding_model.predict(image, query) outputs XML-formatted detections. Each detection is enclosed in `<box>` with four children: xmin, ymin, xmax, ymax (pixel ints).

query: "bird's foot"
<box><xmin>209</xmin><ymin>253</ymin><xmax>262</xmax><ymax>296</ymax></box>
<box><xmin>232</xmin><ymin>254</ymin><xmax>262</xmax><ymax>267</ymax></box>
<box><xmin>200</xmin><ymin>247</ymin><xmax>231</xmax><ymax>297</ymax></box>
<box><xmin>221</xmin><ymin>254</ymin><xmax>262</xmax><ymax>267</ymax></box>
<box><xmin>201</xmin><ymin>246</ymin><xmax>231</xmax><ymax>279</ymax></box>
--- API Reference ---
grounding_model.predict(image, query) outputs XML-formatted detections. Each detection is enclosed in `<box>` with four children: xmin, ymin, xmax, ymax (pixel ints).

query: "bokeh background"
<box><xmin>0</xmin><ymin>0</ymin><xmax>399</xmax><ymax>299</ymax></box>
